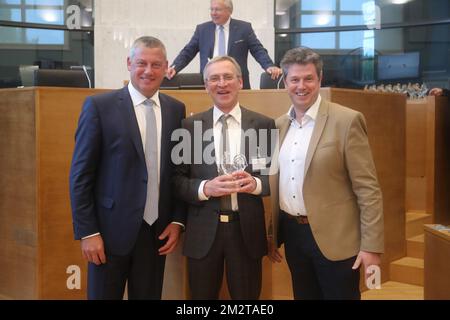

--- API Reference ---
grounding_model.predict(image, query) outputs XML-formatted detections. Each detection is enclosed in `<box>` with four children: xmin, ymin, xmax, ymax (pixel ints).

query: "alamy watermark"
<box><xmin>66</xmin><ymin>265</ymin><xmax>81</xmax><ymax>290</ymax></box>
<box><xmin>366</xmin><ymin>265</ymin><xmax>382</xmax><ymax>290</ymax></box>
<box><xmin>170</xmin><ymin>122</ymin><xmax>280</xmax><ymax>176</ymax></box>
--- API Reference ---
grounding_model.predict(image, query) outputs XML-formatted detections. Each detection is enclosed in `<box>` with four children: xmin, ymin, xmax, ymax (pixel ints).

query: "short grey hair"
<box><xmin>203</xmin><ymin>55</ymin><xmax>242</xmax><ymax>81</ymax></box>
<box><xmin>129</xmin><ymin>36</ymin><xmax>167</xmax><ymax>60</ymax></box>
<box><xmin>212</xmin><ymin>0</ymin><xmax>233</xmax><ymax>13</ymax></box>
<box><xmin>280</xmin><ymin>47</ymin><xmax>323</xmax><ymax>78</ymax></box>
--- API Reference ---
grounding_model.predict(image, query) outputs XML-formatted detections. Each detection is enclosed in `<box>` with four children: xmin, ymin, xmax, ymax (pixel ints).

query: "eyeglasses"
<box><xmin>210</xmin><ymin>7</ymin><xmax>224</xmax><ymax>13</ymax></box>
<box><xmin>206</xmin><ymin>74</ymin><xmax>237</xmax><ymax>84</ymax></box>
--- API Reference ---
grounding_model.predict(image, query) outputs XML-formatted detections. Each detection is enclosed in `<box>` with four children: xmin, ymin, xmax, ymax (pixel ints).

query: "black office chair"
<box><xmin>259</xmin><ymin>72</ymin><xmax>284</xmax><ymax>89</ymax></box>
<box><xmin>160</xmin><ymin>73</ymin><xmax>204</xmax><ymax>90</ymax></box>
<box><xmin>178</xmin><ymin>73</ymin><xmax>204</xmax><ymax>90</ymax></box>
<box><xmin>33</xmin><ymin>69</ymin><xmax>90</xmax><ymax>88</ymax></box>
<box><xmin>160</xmin><ymin>75</ymin><xmax>181</xmax><ymax>89</ymax></box>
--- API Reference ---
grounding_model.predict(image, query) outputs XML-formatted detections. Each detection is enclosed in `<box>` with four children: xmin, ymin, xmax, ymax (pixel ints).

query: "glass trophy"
<box><xmin>220</xmin><ymin>152</ymin><xmax>248</xmax><ymax>175</ymax></box>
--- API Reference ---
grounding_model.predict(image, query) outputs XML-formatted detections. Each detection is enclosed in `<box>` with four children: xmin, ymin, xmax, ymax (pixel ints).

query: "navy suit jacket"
<box><xmin>171</xmin><ymin>19</ymin><xmax>275</xmax><ymax>89</ymax></box>
<box><xmin>69</xmin><ymin>87</ymin><xmax>186</xmax><ymax>256</ymax></box>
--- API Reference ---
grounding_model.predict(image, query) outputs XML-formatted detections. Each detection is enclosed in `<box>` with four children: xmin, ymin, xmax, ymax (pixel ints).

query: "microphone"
<box><xmin>277</xmin><ymin>74</ymin><xmax>284</xmax><ymax>90</ymax></box>
<box><xmin>70</xmin><ymin>65</ymin><xmax>92</xmax><ymax>88</ymax></box>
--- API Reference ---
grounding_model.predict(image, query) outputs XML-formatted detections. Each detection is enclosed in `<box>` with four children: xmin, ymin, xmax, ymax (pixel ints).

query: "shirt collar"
<box><xmin>287</xmin><ymin>94</ymin><xmax>321</xmax><ymax>122</ymax></box>
<box><xmin>127</xmin><ymin>82</ymin><xmax>161</xmax><ymax>108</ymax></box>
<box><xmin>213</xmin><ymin>103</ymin><xmax>241</xmax><ymax>126</ymax></box>
<box><xmin>216</xmin><ymin>18</ymin><xmax>231</xmax><ymax>30</ymax></box>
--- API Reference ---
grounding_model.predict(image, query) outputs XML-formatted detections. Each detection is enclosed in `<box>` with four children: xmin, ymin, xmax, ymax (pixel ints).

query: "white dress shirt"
<box><xmin>279</xmin><ymin>95</ymin><xmax>321</xmax><ymax>217</ymax></box>
<box><xmin>128</xmin><ymin>82</ymin><xmax>162</xmax><ymax>184</ymax></box>
<box><xmin>198</xmin><ymin>104</ymin><xmax>262</xmax><ymax>211</ymax></box>
<box><xmin>213</xmin><ymin>18</ymin><xmax>231</xmax><ymax>57</ymax></box>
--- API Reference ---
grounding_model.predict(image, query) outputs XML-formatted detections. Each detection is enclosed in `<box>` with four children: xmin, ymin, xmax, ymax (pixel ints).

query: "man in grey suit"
<box><xmin>167</xmin><ymin>0</ymin><xmax>281</xmax><ymax>89</ymax></box>
<box><xmin>172</xmin><ymin>56</ymin><xmax>275</xmax><ymax>299</ymax></box>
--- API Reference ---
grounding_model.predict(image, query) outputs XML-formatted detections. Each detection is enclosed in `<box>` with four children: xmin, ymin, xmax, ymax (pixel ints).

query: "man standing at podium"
<box><xmin>69</xmin><ymin>36</ymin><xmax>186</xmax><ymax>299</ymax></box>
<box><xmin>166</xmin><ymin>0</ymin><xmax>282</xmax><ymax>89</ymax></box>
<box><xmin>268</xmin><ymin>47</ymin><xmax>384</xmax><ymax>299</ymax></box>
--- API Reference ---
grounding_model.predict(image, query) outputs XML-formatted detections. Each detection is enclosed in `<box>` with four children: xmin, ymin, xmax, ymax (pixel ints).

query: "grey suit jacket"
<box><xmin>173</xmin><ymin>106</ymin><xmax>276</xmax><ymax>259</ymax></box>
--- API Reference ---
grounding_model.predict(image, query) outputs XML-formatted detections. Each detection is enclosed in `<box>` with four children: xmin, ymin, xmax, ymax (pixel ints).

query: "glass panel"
<box><xmin>276</xmin><ymin>24</ymin><xmax>450</xmax><ymax>89</ymax></box>
<box><xmin>340</xmin><ymin>0</ymin><xmax>368</xmax><ymax>11</ymax></box>
<box><xmin>301</xmin><ymin>0</ymin><xmax>336</xmax><ymax>11</ymax></box>
<box><xmin>276</xmin><ymin>0</ymin><xmax>450</xmax><ymax>29</ymax></box>
<box><xmin>0</xmin><ymin>26</ymin><xmax>23</xmax><ymax>44</ymax></box>
<box><xmin>301</xmin><ymin>14</ymin><xmax>336</xmax><ymax>28</ymax></box>
<box><xmin>0</xmin><ymin>8</ymin><xmax>21</xmax><ymax>22</ymax></box>
<box><xmin>301</xmin><ymin>32</ymin><xmax>336</xmax><ymax>49</ymax></box>
<box><xmin>26</xmin><ymin>28</ymin><xmax>64</xmax><ymax>44</ymax></box>
<box><xmin>0</xmin><ymin>0</ymin><xmax>21</xmax><ymax>4</ymax></box>
<box><xmin>379</xmin><ymin>0</ymin><xmax>450</xmax><ymax>24</ymax></box>
<box><xmin>0</xmin><ymin>26</ymin><xmax>94</xmax><ymax>88</ymax></box>
<box><xmin>25</xmin><ymin>0</ymin><xmax>64</xmax><ymax>5</ymax></box>
<box><xmin>340</xmin><ymin>15</ymin><xmax>365</xmax><ymax>26</ymax></box>
<box><xmin>340</xmin><ymin>30</ymin><xmax>366</xmax><ymax>49</ymax></box>
<box><xmin>25</xmin><ymin>9</ymin><xmax>64</xmax><ymax>25</ymax></box>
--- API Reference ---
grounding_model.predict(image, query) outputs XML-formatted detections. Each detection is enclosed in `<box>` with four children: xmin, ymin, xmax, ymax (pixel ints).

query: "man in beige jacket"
<box><xmin>268</xmin><ymin>47</ymin><xmax>384</xmax><ymax>300</ymax></box>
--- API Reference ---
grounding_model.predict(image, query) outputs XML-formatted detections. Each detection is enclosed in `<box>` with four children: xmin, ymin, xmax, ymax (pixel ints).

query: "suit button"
<box><xmin>143</xmin><ymin>178</ymin><xmax>148</xmax><ymax>183</ymax></box>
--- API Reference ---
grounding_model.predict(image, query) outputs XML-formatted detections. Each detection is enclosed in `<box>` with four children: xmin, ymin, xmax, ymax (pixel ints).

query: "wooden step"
<box><xmin>390</xmin><ymin>257</ymin><xmax>424</xmax><ymax>286</ymax></box>
<box><xmin>406</xmin><ymin>211</ymin><xmax>432</xmax><ymax>238</ymax></box>
<box><xmin>407</xmin><ymin>234</ymin><xmax>424</xmax><ymax>259</ymax></box>
<box><xmin>362</xmin><ymin>281</ymin><xmax>423</xmax><ymax>300</ymax></box>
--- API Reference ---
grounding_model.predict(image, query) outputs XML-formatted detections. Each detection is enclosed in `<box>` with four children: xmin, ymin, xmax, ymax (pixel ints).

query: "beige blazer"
<box><xmin>269</xmin><ymin>99</ymin><xmax>384</xmax><ymax>261</ymax></box>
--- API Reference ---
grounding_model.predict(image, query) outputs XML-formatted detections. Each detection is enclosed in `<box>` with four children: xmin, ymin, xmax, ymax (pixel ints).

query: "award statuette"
<box><xmin>220</xmin><ymin>152</ymin><xmax>248</xmax><ymax>175</ymax></box>
<box><xmin>232</xmin><ymin>154</ymin><xmax>248</xmax><ymax>172</ymax></box>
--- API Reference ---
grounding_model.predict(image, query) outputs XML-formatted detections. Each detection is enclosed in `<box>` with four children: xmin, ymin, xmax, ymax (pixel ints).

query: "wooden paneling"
<box><xmin>406</xmin><ymin>100</ymin><xmax>428</xmax><ymax>177</ymax></box>
<box><xmin>36</xmin><ymin>88</ymin><xmax>104</xmax><ymax>299</ymax></box>
<box><xmin>163</xmin><ymin>89</ymin><xmax>293</xmax><ymax>119</ymax></box>
<box><xmin>406</xmin><ymin>100</ymin><xmax>428</xmax><ymax>212</ymax></box>
<box><xmin>424</xmin><ymin>225</ymin><xmax>450</xmax><ymax>299</ymax></box>
<box><xmin>0</xmin><ymin>88</ymin><xmax>37</xmax><ymax>299</ymax></box>
<box><xmin>328</xmin><ymin>89</ymin><xmax>407</xmax><ymax>281</ymax></box>
<box><xmin>406</xmin><ymin>177</ymin><xmax>426</xmax><ymax>211</ymax></box>
<box><xmin>432</xmin><ymin>97</ymin><xmax>450</xmax><ymax>225</ymax></box>
<box><xmin>0</xmin><ymin>87</ymin><xmax>407</xmax><ymax>299</ymax></box>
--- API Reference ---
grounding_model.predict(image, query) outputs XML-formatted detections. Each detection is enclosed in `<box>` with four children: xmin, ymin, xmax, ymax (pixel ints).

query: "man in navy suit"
<box><xmin>167</xmin><ymin>0</ymin><xmax>282</xmax><ymax>89</ymax></box>
<box><xmin>69</xmin><ymin>36</ymin><xmax>186</xmax><ymax>299</ymax></box>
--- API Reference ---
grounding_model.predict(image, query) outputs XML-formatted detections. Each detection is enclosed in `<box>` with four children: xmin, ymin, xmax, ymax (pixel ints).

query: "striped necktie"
<box><xmin>218</xmin><ymin>114</ymin><xmax>232</xmax><ymax>211</ymax></box>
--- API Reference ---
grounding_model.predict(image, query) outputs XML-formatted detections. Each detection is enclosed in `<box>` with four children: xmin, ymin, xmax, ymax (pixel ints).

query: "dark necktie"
<box><xmin>218</xmin><ymin>114</ymin><xmax>232</xmax><ymax>211</ymax></box>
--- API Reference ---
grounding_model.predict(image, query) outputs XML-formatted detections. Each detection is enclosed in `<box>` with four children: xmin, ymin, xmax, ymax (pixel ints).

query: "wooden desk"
<box><xmin>0</xmin><ymin>87</ymin><xmax>406</xmax><ymax>299</ymax></box>
<box><xmin>424</xmin><ymin>224</ymin><xmax>450</xmax><ymax>300</ymax></box>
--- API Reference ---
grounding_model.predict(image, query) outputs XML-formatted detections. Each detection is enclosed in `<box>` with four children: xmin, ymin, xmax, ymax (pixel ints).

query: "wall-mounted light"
<box><xmin>41</xmin><ymin>10</ymin><xmax>59</xmax><ymax>23</ymax></box>
<box><xmin>390</xmin><ymin>0</ymin><xmax>412</xmax><ymax>4</ymax></box>
<box><xmin>315</xmin><ymin>14</ymin><xmax>332</xmax><ymax>26</ymax></box>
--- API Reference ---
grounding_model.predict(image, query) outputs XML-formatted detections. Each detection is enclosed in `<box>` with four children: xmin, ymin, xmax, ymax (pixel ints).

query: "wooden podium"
<box><xmin>0</xmin><ymin>87</ymin><xmax>406</xmax><ymax>299</ymax></box>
